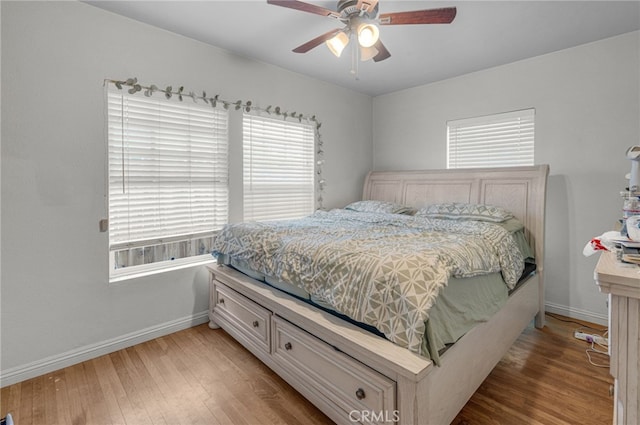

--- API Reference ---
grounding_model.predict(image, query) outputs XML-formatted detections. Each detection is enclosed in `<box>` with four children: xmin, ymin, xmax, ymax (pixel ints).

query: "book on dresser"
<box><xmin>620</xmin><ymin>243</ymin><xmax>640</xmax><ymax>264</ymax></box>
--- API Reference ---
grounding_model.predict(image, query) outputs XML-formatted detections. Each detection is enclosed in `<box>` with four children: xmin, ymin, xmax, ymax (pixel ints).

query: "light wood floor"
<box><xmin>1</xmin><ymin>313</ymin><xmax>613</xmax><ymax>425</ymax></box>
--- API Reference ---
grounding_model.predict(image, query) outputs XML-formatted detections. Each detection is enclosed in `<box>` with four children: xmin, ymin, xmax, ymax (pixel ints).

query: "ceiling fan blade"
<box><xmin>292</xmin><ymin>28</ymin><xmax>342</xmax><ymax>53</ymax></box>
<box><xmin>356</xmin><ymin>0</ymin><xmax>379</xmax><ymax>15</ymax></box>
<box><xmin>267</xmin><ymin>0</ymin><xmax>341</xmax><ymax>19</ymax></box>
<box><xmin>372</xmin><ymin>39</ymin><xmax>390</xmax><ymax>62</ymax></box>
<box><xmin>379</xmin><ymin>7</ymin><xmax>457</xmax><ymax>25</ymax></box>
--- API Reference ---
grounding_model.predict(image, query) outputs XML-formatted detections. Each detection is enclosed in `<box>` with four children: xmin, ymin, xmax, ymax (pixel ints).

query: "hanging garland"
<box><xmin>105</xmin><ymin>77</ymin><xmax>325</xmax><ymax>210</ymax></box>
<box><xmin>105</xmin><ymin>77</ymin><xmax>322</xmax><ymax>126</ymax></box>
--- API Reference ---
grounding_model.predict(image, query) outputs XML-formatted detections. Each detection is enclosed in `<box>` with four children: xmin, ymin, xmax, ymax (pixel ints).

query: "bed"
<box><xmin>206</xmin><ymin>165</ymin><xmax>549</xmax><ymax>425</ymax></box>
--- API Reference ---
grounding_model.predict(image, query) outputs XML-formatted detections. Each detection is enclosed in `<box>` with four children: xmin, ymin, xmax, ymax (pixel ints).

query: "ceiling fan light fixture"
<box><xmin>326</xmin><ymin>31</ymin><xmax>350</xmax><ymax>57</ymax></box>
<box><xmin>357</xmin><ymin>23</ymin><xmax>379</xmax><ymax>48</ymax></box>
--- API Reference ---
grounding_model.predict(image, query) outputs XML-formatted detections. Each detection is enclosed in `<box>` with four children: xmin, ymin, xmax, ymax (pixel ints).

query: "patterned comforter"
<box><xmin>212</xmin><ymin>209</ymin><xmax>524</xmax><ymax>355</ymax></box>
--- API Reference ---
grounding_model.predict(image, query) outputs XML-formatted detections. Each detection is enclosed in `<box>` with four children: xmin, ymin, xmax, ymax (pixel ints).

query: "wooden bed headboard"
<box><xmin>363</xmin><ymin>165</ymin><xmax>550</xmax><ymax>278</ymax></box>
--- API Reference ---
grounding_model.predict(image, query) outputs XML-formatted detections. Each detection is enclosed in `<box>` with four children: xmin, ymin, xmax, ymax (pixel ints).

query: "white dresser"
<box><xmin>594</xmin><ymin>252</ymin><xmax>640</xmax><ymax>425</ymax></box>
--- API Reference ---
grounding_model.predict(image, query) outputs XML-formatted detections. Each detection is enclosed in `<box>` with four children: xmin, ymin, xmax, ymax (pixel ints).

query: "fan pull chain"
<box><xmin>350</xmin><ymin>34</ymin><xmax>360</xmax><ymax>80</ymax></box>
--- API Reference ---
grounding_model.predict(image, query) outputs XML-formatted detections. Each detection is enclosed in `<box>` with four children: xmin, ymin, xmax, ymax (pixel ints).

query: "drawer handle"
<box><xmin>252</xmin><ymin>320</ymin><xmax>259</xmax><ymax>328</ymax></box>
<box><xmin>356</xmin><ymin>388</ymin><xmax>366</xmax><ymax>400</ymax></box>
<box><xmin>284</xmin><ymin>342</ymin><xmax>292</xmax><ymax>351</ymax></box>
<box><xmin>219</xmin><ymin>298</ymin><xmax>225</xmax><ymax>305</ymax></box>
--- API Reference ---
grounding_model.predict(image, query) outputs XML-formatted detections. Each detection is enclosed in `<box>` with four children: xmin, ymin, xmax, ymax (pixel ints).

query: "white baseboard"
<box><xmin>545</xmin><ymin>302</ymin><xmax>608</xmax><ymax>327</ymax></box>
<box><xmin>0</xmin><ymin>311</ymin><xmax>210</xmax><ymax>388</ymax></box>
<box><xmin>0</xmin><ymin>304</ymin><xmax>607</xmax><ymax>387</ymax></box>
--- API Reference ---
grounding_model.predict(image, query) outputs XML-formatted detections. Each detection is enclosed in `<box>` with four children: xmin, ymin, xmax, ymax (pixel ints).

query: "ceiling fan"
<box><xmin>267</xmin><ymin>0</ymin><xmax>457</xmax><ymax>63</ymax></box>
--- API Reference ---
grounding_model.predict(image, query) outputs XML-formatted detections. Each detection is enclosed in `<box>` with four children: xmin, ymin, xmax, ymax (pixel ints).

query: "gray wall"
<box><xmin>373</xmin><ymin>31</ymin><xmax>640</xmax><ymax>323</ymax></box>
<box><xmin>0</xmin><ymin>1</ymin><xmax>372</xmax><ymax>381</ymax></box>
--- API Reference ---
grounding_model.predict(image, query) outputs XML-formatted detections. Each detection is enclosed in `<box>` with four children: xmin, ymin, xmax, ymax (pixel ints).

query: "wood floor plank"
<box><xmin>173</xmin><ymin>328</ymin><xmax>282</xmax><ymax>424</ymax></box>
<box><xmin>30</xmin><ymin>376</ymin><xmax>46</xmax><ymax>424</ymax></box>
<box><xmin>65</xmin><ymin>363</ymin><xmax>100</xmax><ymax>425</ymax></box>
<box><xmin>17</xmin><ymin>378</ymin><xmax>33</xmax><ymax>424</ymax></box>
<box><xmin>0</xmin><ymin>386</ymin><xmax>10</xmax><ymax>418</ymax></box>
<box><xmin>129</xmin><ymin>341</ymin><xmax>188</xmax><ymax>425</ymax></box>
<box><xmin>157</xmin><ymin>336</ymin><xmax>227</xmax><ymax>425</ymax></box>
<box><xmin>170</xmin><ymin>331</ymin><xmax>278</xmax><ymax>425</ymax></box>
<box><xmin>108</xmin><ymin>350</ymin><xmax>155</xmax><ymax>425</ymax></box>
<box><xmin>2</xmin><ymin>385</ymin><xmax>20</xmax><ymax>423</ymax></box>
<box><xmin>119</xmin><ymin>347</ymin><xmax>170</xmax><ymax>425</ymax></box>
<box><xmin>133</xmin><ymin>339</ymin><xmax>215</xmax><ymax>425</ymax></box>
<box><xmin>42</xmin><ymin>375</ymin><xmax>59</xmax><ymax>424</ymax></box>
<box><xmin>196</xmin><ymin>328</ymin><xmax>331</xmax><ymax>424</ymax></box>
<box><xmin>82</xmin><ymin>361</ymin><xmax>117</xmax><ymax>425</ymax></box>
<box><xmin>89</xmin><ymin>355</ymin><xmax>127</xmax><ymax>425</ymax></box>
<box><xmin>1</xmin><ymin>313</ymin><xmax>613</xmax><ymax>425</ymax></box>
<box><xmin>51</xmin><ymin>369</ymin><xmax>73</xmax><ymax>425</ymax></box>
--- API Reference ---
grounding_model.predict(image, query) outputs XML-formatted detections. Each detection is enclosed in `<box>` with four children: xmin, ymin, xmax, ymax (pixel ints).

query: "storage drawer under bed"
<box><xmin>271</xmin><ymin>315</ymin><xmax>396</xmax><ymax>424</ymax></box>
<box><xmin>212</xmin><ymin>282</ymin><xmax>271</xmax><ymax>354</ymax></box>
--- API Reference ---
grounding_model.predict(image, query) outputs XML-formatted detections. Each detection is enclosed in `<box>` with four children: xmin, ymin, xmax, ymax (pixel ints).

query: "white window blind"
<box><xmin>107</xmin><ymin>90</ymin><xmax>228</xmax><ymax>277</ymax></box>
<box><xmin>447</xmin><ymin>109</ymin><xmax>535</xmax><ymax>169</ymax></box>
<box><xmin>243</xmin><ymin>114</ymin><xmax>315</xmax><ymax>221</ymax></box>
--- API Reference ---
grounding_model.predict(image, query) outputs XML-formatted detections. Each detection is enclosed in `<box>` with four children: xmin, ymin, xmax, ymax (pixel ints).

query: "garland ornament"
<box><xmin>105</xmin><ymin>77</ymin><xmax>325</xmax><ymax>210</ymax></box>
<box><xmin>105</xmin><ymin>77</ymin><xmax>321</xmax><ymax>128</ymax></box>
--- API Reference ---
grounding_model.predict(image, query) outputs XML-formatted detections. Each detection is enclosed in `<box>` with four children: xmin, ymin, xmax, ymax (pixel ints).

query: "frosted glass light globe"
<box><xmin>357</xmin><ymin>24</ymin><xmax>379</xmax><ymax>48</ymax></box>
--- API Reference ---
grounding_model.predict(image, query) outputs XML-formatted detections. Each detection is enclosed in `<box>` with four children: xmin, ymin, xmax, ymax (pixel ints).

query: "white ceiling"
<box><xmin>86</xmin><ymin>0</ymin><xmax>640</xmax><ymax>96</ymax></box>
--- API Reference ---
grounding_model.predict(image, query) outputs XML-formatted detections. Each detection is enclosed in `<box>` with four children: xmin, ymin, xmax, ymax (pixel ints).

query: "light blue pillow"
<box><xmin>345</xmin><ymin>200</ymin><xmax>414</xmax><ymax>215</ymax></box>
<box><xmin>416</xmin><ymin>202</ymin><xmax>513</xmax><ymax>222</ymax></box>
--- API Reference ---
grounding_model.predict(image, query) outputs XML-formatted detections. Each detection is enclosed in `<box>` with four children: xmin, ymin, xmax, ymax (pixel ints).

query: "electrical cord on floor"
<box><xmin>577</xmin><ymin>327</ymin><xmax>610</xmax><ymax>368</ymax></box>
<box><xmin>544</xmin><ymin>313</ymin><xmax>610</xmax><ymax>367</ymax></box>
<box><xmin>586</xmin><ymin>342</ymin><xmax>610</xmax><ymax>368</ymax></box>
<box><xmin>546</xmin><ymin>312</ymin><xmax>608</xmax><ymax>332</ymax></box>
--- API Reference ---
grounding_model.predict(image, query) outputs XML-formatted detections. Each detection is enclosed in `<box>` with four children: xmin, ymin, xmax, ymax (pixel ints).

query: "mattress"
<box><xmin>213</xmin><ymin>210</ymin><xmax>532</xmax><ymax>362</ymax></box>
<box><xmin>218</xmin><ymin>258</ymin><xmax>534</xmax><ymax>365</ymax></box>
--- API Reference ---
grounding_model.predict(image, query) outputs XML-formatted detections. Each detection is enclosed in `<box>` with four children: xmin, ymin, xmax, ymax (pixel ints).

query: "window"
<box><xmin>447</xmin><ymin>109</ymin><xmax>535</xmax><ymax>169</ymax></box>
<box><xmin>243</xmin><ymin>114</ymin><xmax>315</xmax><ymax>221</ymax></box>
<box><xmin>107</xmin><ymin>90</ymin><xmax>228</xmax><ymax>281</ymax></box>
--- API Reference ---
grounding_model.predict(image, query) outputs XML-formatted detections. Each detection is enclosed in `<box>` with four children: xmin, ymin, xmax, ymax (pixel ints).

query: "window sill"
<box><xmin>109</xmin><ymin>254</ymin><xmax>216</xmax><ymax>284</ymax></box>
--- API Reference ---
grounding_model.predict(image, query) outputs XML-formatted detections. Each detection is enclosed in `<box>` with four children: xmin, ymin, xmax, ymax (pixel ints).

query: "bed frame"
<box><xmin>207</xmin><ymin>165</ymin><xmax>549</xmax><ymax>425</ymax></box>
